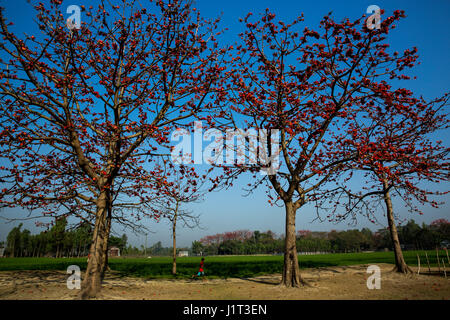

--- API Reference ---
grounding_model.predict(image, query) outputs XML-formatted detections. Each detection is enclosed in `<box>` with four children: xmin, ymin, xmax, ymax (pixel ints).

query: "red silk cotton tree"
<box><xmin>0</xmin><ymin>0</ymin><xmax>228</xmax><ymax>298</ymax></box>
<box><xmin>221</xmin><ymin>9</ymin><xmax>426</xmax><ymax>287</ymax></box>
<box><xmin>327</xmin><ymin>92</ymin><xmax>449</xmax><ymax>273</ymax></box>
<box><xmin>145</xmin><ymin>161</ymin><xmax>213</xmax><ymax>275</ymax></box>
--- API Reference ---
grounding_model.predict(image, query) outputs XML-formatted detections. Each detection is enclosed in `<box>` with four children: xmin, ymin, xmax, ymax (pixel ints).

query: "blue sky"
<box><xmin>0</xmin><ymin>0</ymin><xmax>449</xmax><ymax>248</ymax></box>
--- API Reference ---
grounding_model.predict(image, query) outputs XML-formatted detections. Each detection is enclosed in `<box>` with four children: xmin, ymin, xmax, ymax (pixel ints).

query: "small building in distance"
<box><xmin>178</xmin><ymin>250</ymin><xmax>189</xmax><ymax>257</ymax></box>
<box><xmin>108</xmin><ymin>246</ymin><xmax>121</xmax><ymax>257</ymax></box>
<box><xmin>441</xmin><ymin>240</ymin><xmax>450</xmax><ymax>249</ymax></box>
<box><xmin>0</xmin><ymin>247</ymin><xmax>4</xmax><ymax>258</ymax></box>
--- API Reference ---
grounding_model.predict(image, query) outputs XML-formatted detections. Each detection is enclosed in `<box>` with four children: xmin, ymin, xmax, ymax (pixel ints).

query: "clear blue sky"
<box><xmin>0</xmin><ymin>0</ymin><xmax>449</xmax><ymax>248</ymax></box>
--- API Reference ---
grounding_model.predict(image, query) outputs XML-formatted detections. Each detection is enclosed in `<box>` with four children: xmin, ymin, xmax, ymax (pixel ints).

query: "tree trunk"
<box><xmin>172</xmin><ymin>214</ymin><xmax>177</xmax><ymax>275</ymax></box>
<box><xmin>280</xmin><ymin>201</ymin><xmax>305</xmax><ymax>287</ymax></box>
<box><xmin>100</xmin><ymin>200</ymin><xmax>113</xmax><ymax>281</ymax></box>
<box><xmin>80</xmin><ymin>191</ymin><xmax>110</xmax><ymax>299</ymax></box>
<box><xmin>382</xmin><ymin>180</ymin><xmax>413</xmax><ymax>274</ymax></box>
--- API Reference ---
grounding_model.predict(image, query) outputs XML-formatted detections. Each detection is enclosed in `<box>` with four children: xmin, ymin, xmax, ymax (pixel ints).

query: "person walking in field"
<box><xmin>192</xmin><ymin>257</ymin><xmax>205</xmax><ymax>279</ymax></box>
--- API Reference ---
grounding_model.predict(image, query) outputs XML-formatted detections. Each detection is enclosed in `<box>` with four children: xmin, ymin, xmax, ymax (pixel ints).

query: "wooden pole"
<box><xmin>442</xmin><ymin>259</ymin><xmax>447</xmax><ymax>279</ymax></box>
<box><xmin>436</xmin><ymin>247</ymin><xmax>441</xmax><ymax>274</ymax></box>
<box><xmin>417</xmin><ymin>253</ymin><xmax>421</xmax><ymax>275</ymax></box>
<box><xmin>425</xmin><ymin>252</ymin><xmax>431</xmax><ymax>274</ymax></box>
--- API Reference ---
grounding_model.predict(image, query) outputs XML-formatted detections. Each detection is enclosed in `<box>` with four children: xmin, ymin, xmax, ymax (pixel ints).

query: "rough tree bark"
<box><xmin>80</xmin><ymin>191</ymin><xmax>111</xmax><ymax>299</ymax></box>
<box><xmin>382</xmin><ymin>179</ymin><xmax>413</xmax><ymax>274</ymax></box>
<box><xmin>100</xmin><ymin>199</ymin><xmax>113</xmax><ymax>281</ymax></box>
<box><xmin>281</xmin><ymin>201</ymin><xmax>306</xmax><ymax>287</ymax></box>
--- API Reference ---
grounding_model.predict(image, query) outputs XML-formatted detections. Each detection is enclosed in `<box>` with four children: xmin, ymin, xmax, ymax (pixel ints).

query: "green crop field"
<box><xmin>0</xmin><ymin>250</ymin><xmax>447</xmax><ymax>279</ymax></box>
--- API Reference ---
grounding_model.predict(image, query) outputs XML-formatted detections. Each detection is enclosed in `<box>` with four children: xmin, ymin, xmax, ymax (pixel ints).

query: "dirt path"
<box><xmin>0</xmin><ymin>264</ymin><xmax>448</xmax><ymax>300</ymax></box>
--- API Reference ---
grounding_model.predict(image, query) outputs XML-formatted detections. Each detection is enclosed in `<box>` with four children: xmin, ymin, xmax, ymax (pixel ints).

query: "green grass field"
<box><xmin>0</xmin><ymin>250</ymin><xmax>447</xmax><ymax>279</ymax></box>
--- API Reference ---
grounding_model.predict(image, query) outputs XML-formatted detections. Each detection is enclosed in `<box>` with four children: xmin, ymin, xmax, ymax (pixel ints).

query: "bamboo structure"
<box><xmin>417</xmin><ymin>253</ymin><xmax>421</xmax><ymax>275</ymax></box>
<box><xmin>436</xmin><ymin>248</ymin><xmax>441</xmax><ymax>273</ymax></box>
<box><xmin>442</xmin><ymin>259</ymin><xmax>447</xmax><ymax>278</ymax></box>
<box><xmin>425</xmin><ymin>251</ymin><xmax>431</xmax><ymax>274</ymax></box>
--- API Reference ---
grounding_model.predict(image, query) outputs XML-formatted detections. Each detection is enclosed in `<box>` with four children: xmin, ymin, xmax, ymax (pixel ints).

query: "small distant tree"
<box><xmin>191</xmin><ymin>240</ymin><xmax>204</xmax><ymax>255</ymax></box>
<box><xmin>149</xmin><ymin>241</ymin><xmax>163</xmax><ymax>256</ymax></box>
<box><xmin>121</xmin><ymin>234</ymin><xmax>128</xmax><ymax>250</ymax></box>
<box><xmin>108</xmin><ymin>235</ymin><xmax>127</xmax><ymax>253</ymax></box>
<box><xmin>6</xmin><ymin>223</ymin><xmax>22</xmax><ymax>257</ymax></box>
<box><xmin>19</xmin><ymin>229</ymin><xmax>30</xmax><ymax>257</ymax></box>
<box><xmin>430</xmin><ymin>219</ymin><xmax>450</xmax><ymax>245</ymax></box>
<box><xmin>150</xmin><ymin>164</ymin><xmax>209</xmax><ymax>275</ymax></box>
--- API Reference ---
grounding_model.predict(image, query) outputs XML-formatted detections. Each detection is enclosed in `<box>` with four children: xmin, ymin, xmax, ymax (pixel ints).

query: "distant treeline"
<box><xmin>191</xmin><ymin>219</ymin><xmax>450</xmax><ymax>255</ymax></box>
<box><xmin>1</xmin><ymin>217</ymin><xmax>188</xmax><ymax>258</ymax></box>
<box><xmin>123</xmin><ymin>241</ymin><xmax>190</xmax><ymax>257</ymax></box>
<box><xmin>2</xmin><ymin>218</ymin><xmax>448</xmax><ymax>257</ymax></box>
<box><xmin>3</xmin><ymin>217</ymin><xmax>92</xmax><ymax>258</ymax></box>
<box><xmin>3</xmin><ymin>217</ymin><xmax>127</xmax><ymax>258</ymax></box>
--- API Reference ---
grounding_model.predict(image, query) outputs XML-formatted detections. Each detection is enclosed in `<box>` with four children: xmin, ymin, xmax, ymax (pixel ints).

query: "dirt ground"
<box><xmin>0</xmin><ymin>263</ymin><xmax>448</xmax><ymax>300</ymax></box>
